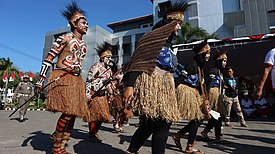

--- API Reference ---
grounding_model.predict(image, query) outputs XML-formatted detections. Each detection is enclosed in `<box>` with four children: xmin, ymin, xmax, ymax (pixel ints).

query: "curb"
<box><xmin>4</xmin><ymin>108</ymin><xmax>46</xmax><ymax>111</ymax></box>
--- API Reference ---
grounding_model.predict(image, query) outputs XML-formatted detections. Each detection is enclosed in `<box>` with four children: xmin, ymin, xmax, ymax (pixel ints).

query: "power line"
<box><xmin>0</xmin><ymin>42</ymin><xmax>42</xmax><ymax>62</ymax></box>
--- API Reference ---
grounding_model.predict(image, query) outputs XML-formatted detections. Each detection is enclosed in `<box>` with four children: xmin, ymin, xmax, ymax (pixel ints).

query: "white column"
<box><xmin>131</xmin><ymin>35</ymin><xmax>136</xmax><ymax>55</ymax></box>
<box><xmin>117</xmin><ymin>37</ymin><xmax>123</xmax><ymax>68</ymax></box>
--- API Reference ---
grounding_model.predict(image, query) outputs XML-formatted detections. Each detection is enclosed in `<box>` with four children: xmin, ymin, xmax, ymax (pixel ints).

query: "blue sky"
<box><xmin>0</xmin><ymin>0</ymin><xmax>152</xmax><ymax>73</ymax></box>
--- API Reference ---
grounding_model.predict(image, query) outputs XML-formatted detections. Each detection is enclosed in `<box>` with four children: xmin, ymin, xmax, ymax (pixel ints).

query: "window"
<box><xmin>123</xmin><ymin>36</ymin><xmax>131</xmax><ymax>55</ymax></box>
<box><xmin>122</xmin><ymin>43</ymin><xmax>131</xmax><ymax>55</ymax></box>
<box><xmin>111</xmin><ymin>45</ymin><xmax>119</xmax><ymax>56</ymax></box>
<box><xmin>268</xmin><ymin>10</ymin><xmax>275</xmax><ymax>27</ymax></box>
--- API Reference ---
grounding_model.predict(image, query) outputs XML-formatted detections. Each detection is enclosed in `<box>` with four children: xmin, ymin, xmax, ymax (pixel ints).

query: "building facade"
<box><xmin>42</xmin><ymin>0</ymin><xmax>275</xmax><ymax>79</ymax></box>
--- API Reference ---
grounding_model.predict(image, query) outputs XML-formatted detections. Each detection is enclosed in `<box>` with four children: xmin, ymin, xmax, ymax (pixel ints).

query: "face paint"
<box><xmin>174</xmin><ymin>22</ymin><xmax>182</xmax><ymax>36</ymax></box>
<box><xmin>222</xmin><ymin>58</ymin><xmax>227</xmax><ymax>68</ymax></box>
<box><xmin>103</xmin><ymin>56</ymin><xmax>111</xmax><ymax>65</ymax></box>
<box><xmin>205</xmin><ymin>53</ymin><xmax>210</xmax><ymax>62</ymax></box>
<box><xmin>77</xmin><ymin>19</ymin><xmax>88</xmax><ymax>34</ymax></box>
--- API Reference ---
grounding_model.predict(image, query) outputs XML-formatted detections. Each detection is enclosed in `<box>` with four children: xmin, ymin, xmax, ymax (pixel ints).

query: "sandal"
<box><xmin>115</xmin><ymin>127</ymin><xmax>126</xmax><ymax>133</ymax></box>
<box><xmin>171</xmin><ymin>133</ymin><xmax>182</xmax><ymax>151</ymax></box>
<box><xmin>185</xmin><ymin>143</ymin><xmax>205</xmax><ymax>154</ymax></box>
<box><xmin>185</xmin><ymin>149</ymin><xmax>204</xmax><ymax>154</ymax></box>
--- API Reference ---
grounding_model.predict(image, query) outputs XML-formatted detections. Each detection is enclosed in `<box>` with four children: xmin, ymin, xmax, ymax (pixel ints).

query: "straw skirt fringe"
<box><xmin>84</xmin><ymin>90</ymin><xmax>110</xmax><ymax>123</ymax></box>
<box><xmin>110</xmin><ymin>95</ymin><xmax>123</xmax><ymax>119</ymax></box>
<box><xmin>132</xmin><ymin>70</ymin><xmax>181</xmax><ymax>122</ymax></box>
<box><xmin>46</xmin><ymin>70</ymin><xmax>89</xmax><ymax>118</ymax></box>
<box><xmin>209</xmin><ymin>87</ymin><xmax>226</xmax><ymax>115</ymax></box>
<box><xmin>110</xmin><ymin>95</ymin><xmax>133</xmax><ymax>119</ymax></box>
<box><xmin>176</xmin><ymin>84</ymin><xmax>204</xmax><ymax>120</ymax></box>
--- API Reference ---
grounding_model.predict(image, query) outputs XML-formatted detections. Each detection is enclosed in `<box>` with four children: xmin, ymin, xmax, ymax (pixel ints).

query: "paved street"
<box><xmin>0</xmin><ymin>110</ymin><xmax>275</xmax><ymax>154</ymax></box>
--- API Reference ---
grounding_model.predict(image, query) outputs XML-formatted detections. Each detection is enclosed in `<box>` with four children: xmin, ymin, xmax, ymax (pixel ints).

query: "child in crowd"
<box><xmin>241</xmin><ymin>91</ymin><xmax>256</xmax><ymax>117</ymax></box>
<box><xmin>254</xmin><ymin>96</ymin><xmax>271</xmax><ymax>117</ymax></box>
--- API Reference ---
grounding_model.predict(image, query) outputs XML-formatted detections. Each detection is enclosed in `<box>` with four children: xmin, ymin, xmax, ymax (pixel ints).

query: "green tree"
<box><xmin>177</xmin><ymin>22</ymin><xmax>219</xmax><ymax>44</ymax></box>
<box><xmin>0</xmin><ymin>58</ymin><xmax>20</xmax><ymax>103</ymax></box>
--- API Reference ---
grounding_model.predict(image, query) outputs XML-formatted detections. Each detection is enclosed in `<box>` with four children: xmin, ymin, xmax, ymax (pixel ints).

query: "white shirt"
<box><xmin>241</xmin><ymin>98</ymin><xmax>253</xmax><ymax>109</ymax></box>
<box><xmin>254</xmin><ymin>98</ymin><xmax>267</xmax><ymax>106</ymax></box>
<box><xmin>264</xmin><ymin>48</ymin><xmax>275</xmax><ymax>88</ymax></box>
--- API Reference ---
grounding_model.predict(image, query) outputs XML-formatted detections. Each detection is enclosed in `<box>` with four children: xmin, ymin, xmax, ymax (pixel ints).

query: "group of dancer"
<box><xmin>34</xmin><ymin>1</ymin><xmax>245</xmax><ymax>154</ymax></box>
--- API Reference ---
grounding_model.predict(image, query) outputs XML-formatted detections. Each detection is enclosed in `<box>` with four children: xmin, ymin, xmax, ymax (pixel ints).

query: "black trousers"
<box><xmin>204</xmin><ymin>117</ymin><xmax>222</xmax><ymax>137</ymax></box>
<box><xmin>127</xmin><ymin>116</ymin><xmax>172</xmax><ymax>154</ymax></box>
<box><xmin>178</xmin><ymin>119</ymin><xmax>202</xmax><ymax>145</ymax></box>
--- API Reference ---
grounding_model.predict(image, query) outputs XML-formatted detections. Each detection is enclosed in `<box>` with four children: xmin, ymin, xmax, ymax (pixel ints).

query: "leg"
<box><xmin>201</xmin><ymin>118</ymin><xmax>215</xmax><ymax>138</ymax></box>
<box><xmin>171</xmin><ymin>120</ymin><xmax>196</xmax><ymax>151</ymax></box>
<box><xmin>213</xmin><ymin>117</ymin><xmax>229</xmax><ymax>144</ymax></box>
<box><xmin>151</xmin><ymin>120</ymin><xmax>172</xmax><ymax>154</ymax></box>
<box><xmin>88</xmin><ymin>121</ymin><xmax>102</xmax><ymax>142</ymax></box>
<box><xmin>127</xmin><ymin>116</ymin><xmax>153</xmax><ymax>153</ymax></box>
<box><xmin>214</xmin><ymin>117</ymin><xmax>222</xmax><ymax>138</ymax></box>
<box><xmin>61</xmin><ymin>116</ymin><xmax>76</xmax><ymax>150</ymax></box>
<box><xmin>224</xmin><ymin>97</ymin><xmax>233</xmax><ymax>126</ymax></box>
<box><xmin>53</xmin><ymin>113</ymin><xmax>74</xmax><ymax>154</ymax></box>
<box><xmin>233</xmin><ymin>98</ymin><xmax>246</xmax><ymax>126</ymax></box>
<box><xmin>185</xmin><ymin>120</ymin><xmax>203</xmax><ymax>153</ymax></box>
<box><xmin>18</xmin><ymin>97</ymin><xmax>28</xmax><ymax>121</ymax></box>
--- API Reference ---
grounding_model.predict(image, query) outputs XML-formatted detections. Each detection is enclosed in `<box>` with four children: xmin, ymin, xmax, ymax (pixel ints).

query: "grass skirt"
<box><xmin>84</xmin><ymin>90</ymin><xmax>110</xmax><ymax>123</ymax></box>
<box><xmin>209</xmin><ymin>87</ymin><xmax>226</xmax><ymax>115</ymax></box>
<box><xmin>132</xmin><ymin>70</ymin><xmax>181</xmax><ymax>122</ymax></box>
<box><xmin>110</xmin><ymin>95</ymin><xmax>133</xmax><ymax>119</ymax></box>
<box><xmin>46</xmin><ymin>70</ymin><xmax>89</xmax><ymax>118</ymax></box>
<box><xmin>176</xmin><ymin>84</ymin><xmax>204</xmax><ymax>120</ymax></box>
<box><xmin>110</xmin><ymin>95</ymin><xmax>123</xmax><ymax>118</ymax></box>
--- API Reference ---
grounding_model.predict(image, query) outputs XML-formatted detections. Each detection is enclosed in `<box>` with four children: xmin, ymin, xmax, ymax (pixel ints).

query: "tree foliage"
<box><xmin>177</xmin><ymin>22</ymin><xmax>219</xmax><ymax>44</ymax></box>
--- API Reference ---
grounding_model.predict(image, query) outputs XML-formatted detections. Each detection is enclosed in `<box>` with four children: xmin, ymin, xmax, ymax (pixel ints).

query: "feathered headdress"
<box><xmin>153</xmin><ymin>1</ymin><xmax>189</xmax><ymax>30</ymax></box>
<box><xmin>61</xmin><ymin>1</ymin><xmax>86</xmax><ymax>26</ymax></box>
<box><xmin>165</xmin><ymin>1</ymin><xmax>189</xmax><ymax>22</ymax></box>
<box><xmin>94</xmin><ymin>42</ymin><xmax>112</xmax><ymax>58</ymax></box>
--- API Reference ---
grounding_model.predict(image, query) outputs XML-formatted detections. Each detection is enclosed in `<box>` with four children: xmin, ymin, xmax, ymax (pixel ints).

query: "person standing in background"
<box><xmin>224</xmin><ymin>67</ymin><xmax>247</xmax><ymax>127</ymax></box>
<box><xmin>12</xmin><ymin>74</ymin><xmax>34</xmax><ymax>122</ymax></box>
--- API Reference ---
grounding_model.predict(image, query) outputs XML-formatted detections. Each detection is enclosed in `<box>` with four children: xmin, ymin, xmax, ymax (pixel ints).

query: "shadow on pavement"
<box><xmin>21</xmin><ymin>130</ymin><xmax>52</xmax><ymax>154</ymax></box>
<box><xmin>204</xmin><ymin>140</ymin><xmax>275</xmax><ymax>154</ymax></box>
<box><xmin>9</xmin><ymin>117</ymin><xmax>29</xmax><ymax>122</ymax></box>
<box><xmin>225</xmin><ymin>133</ymin><xmax>275</xmax><ymax>145</ymax></box>
<box><xmin>74</xmin><ymin>139</ymin><xmax>126</xmax><ymax>154</ymax></box>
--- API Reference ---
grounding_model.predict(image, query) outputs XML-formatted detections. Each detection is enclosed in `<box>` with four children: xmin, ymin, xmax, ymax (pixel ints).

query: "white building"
<box><xmin>42</xmin><ymin>0</ymin><xmax>275</xmax><ymax>79</ymax></box>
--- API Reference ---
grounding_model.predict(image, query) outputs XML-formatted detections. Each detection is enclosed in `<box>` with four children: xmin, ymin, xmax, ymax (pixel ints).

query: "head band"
<box><xmin>198</xmin><ymin>44</ymin><xmax>211</xmax><ymax>54</ymax></box>
<box><xmin>99</xmin><ymin>50</ymin><xmax>112</xmax><ymax>58</ymax></box>
<box><xmin>166</xmin><ymin>11</ymin><xmax>184</xmax><ymax>21</ymax></box>
<box><xmin>70</xmin><ymin>12</ymin><xmax>86</xmax><ymax>25</ymax></box>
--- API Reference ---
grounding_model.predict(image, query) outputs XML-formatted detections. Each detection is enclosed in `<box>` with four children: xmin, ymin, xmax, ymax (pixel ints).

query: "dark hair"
<box><xmin>94</xmin><ymin>41</ymin><xmax>112</xmax><ymax>57</ymax></box>
<box><xmin>61</xmin><ymin>1</ymin><xmax>86</xmax><ymax>31</ymax></box>
<box><xmin>226</xmin><ymin>66</ymin><xmax>233</xmax><ymax>71</ymax></box>
<box><xmin>213</xmin><ymin>50</ymin><xmax>227</xmax><ymax>61</ymax></box>
<box><xmin>193</xmin><ymin>39</ymin><xmax>208</xmax><ymax>54</ymax></box>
